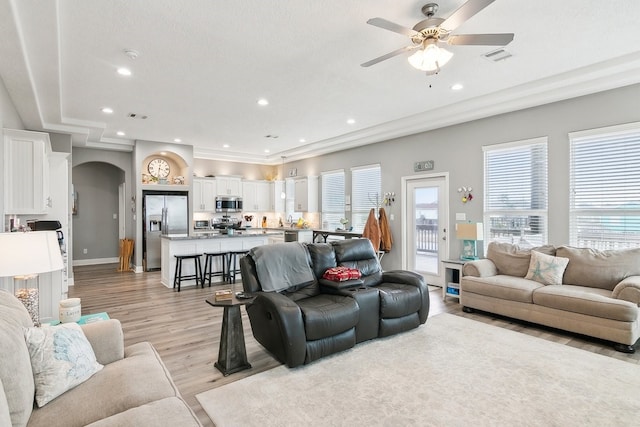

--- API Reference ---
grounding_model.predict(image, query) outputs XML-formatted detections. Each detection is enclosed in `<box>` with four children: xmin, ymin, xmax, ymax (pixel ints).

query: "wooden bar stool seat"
<box><xmin>173</xmin><ymin>254</ymin><xmax>203</xmax><ymax>292</ymax></box>
<box><xmin>203</xmin><ymin>252</ymin><xmax>228</xmax><ymax>286</ymax></box>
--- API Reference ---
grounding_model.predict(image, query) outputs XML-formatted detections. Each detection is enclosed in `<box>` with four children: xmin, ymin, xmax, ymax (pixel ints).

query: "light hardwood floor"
<box><xmin>70</xmin><ymin>264</ymin><xmax>640</xmax><ymax>426</ymax></box>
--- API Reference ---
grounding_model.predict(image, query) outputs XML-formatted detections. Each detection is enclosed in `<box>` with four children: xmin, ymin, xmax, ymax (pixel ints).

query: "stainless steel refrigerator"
<box><xmin>144</xmin><ymin>192</ymin><xmax>189</xmax><ymax>271</ymax></box>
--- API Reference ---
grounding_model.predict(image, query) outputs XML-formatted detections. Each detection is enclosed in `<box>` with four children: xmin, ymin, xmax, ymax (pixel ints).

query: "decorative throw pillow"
<box><xmin>524</xmin><ymin>250</ymin><xmax>570</xmax><ymax>285</ymax></box>
<box><xmin>323</xmin><ymin>266</ymin><xmax>362</xmax><ymax>282</ymax></box>
<box><xmin>24</xmin><ymin>323</ymin><xmax>103</xmax><ymax>407</ymax></box>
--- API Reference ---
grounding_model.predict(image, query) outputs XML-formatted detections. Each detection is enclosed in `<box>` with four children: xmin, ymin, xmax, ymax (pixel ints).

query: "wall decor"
<box><xmin>458</xmin><ymin>186</ymin><xmax>473</xmax><ymax>203</ymax></box>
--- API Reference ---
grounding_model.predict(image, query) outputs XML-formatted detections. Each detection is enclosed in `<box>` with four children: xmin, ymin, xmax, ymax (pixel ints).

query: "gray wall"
<box><xmin>193</xmin><ymin>158</ymin><xmax>277</xmax><ymax>181</ymax></box>
<box><xmin>72</xmin><ymin>162</ymin><xmax>122</xmax><ymax>260</ymax></box>
<box><xmin>284</xmin><ymin>83</ymin><xmax>640</xmax><ymax>270</ymax></box>
<box><xmin>72</xmin><ymin>148</ymin><xmax>134</xmax><ymax>263</ymax></box>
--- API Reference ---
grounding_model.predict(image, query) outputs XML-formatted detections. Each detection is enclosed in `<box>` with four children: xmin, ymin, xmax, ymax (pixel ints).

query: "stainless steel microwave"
<box><xmin>215</xmin><ymin>196</ymin><xmax>243</xmax><ymax>213</ymax></box>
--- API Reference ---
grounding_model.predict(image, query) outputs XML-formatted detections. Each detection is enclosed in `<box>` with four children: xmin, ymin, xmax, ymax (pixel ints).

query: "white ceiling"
<box><xmin>1</xmin><ymin>0</ymin><xmax>639</xmax><ymax>164</ymax></box>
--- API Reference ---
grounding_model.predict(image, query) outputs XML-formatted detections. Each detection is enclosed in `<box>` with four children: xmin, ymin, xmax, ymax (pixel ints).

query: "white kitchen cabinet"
<box><xmin>242</xmin><ymin>180</ymin><xmax>271</xmax><ymax>211</ymax></box>
<box><xmin>272</xmin><ymin>180</ymin><xmax>285</xmax><ymax>212</ymax></box>
<box><xmin>3</xmin><ymin>129</ymin><xmax>52</xmax><ymax>214</ymax></box>
<box><xmin>216</xmin><ymin>176</ymin><xmax>242</xmax><ymax>196</ymax></box>
<box><xmin>294</xmin><ymin>176</ymin><xmax>318</xmax><ymax>212</ymax></box>
<box><xmin>193</xmin><ymin>178</ymin><xmax>217</xmax><ymax>211</ymax></box>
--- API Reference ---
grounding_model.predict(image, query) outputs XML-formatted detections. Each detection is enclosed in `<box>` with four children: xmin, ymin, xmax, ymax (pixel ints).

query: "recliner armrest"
<box><xmin>462</xmin><ymin>259</ymin><xmax>498</xmax><ymax>277</ymax></box>
<box><xmin>613</xmin><ymin>276</ymin><xmax>640</xmax><ymax>306</ymax></box>
<box><xmin>382</xmin><ymin>270</ymin><xmax>425</xmax><ymax>288</ymax></box>
<box><xmin>319</xmin><ymin>278</ymin><xmax>365</xmax><ymax>291</ymax></box>
<box><xmin>81</xmin><ymin>319</ymin><xmax>125</xmax><ymax>365</ymax></box>
<box><xmin>247</xmin><ymin>292</ymin><xmax>307</xmax><ymax>367</ymax></box>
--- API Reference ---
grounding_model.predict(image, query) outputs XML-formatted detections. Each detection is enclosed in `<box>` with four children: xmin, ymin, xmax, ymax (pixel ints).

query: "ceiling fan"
<box><xmin>361</xmin><ymin>0</ymin><xmax>514</xmax><ymax>75</ymax></box>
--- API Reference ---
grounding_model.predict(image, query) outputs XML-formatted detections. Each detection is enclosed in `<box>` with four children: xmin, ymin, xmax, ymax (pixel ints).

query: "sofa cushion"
<box><xmin>297</xmin><ymin>295</ymin><xmax>359</xmax><ymax>341</ymax></box>
<box><xmin>376</xmin><ymin>283</ymin><xmax>422</xmax><ymax>318</ymax></box>
<box><xmin>557</xmin><ymin>246</ymin><xmax>640</xmax><ymax>290</ymax></box>
<box><xmin>306</xmin><ymin>243</ymin><xmax>337</xmax><ymax>278</ymax></box>
<box><xmin>85</xmin><ymin>397</ymin><xmax>201</xmax><ymax>427</ymax></box>
<box><xmin>461</xmin><ymin>275</ymin><xmax>544</xmax><ymax>303</ymax></box>
<box><xmin>0</xmin><ymin>290</ymin><xmax>35</xmax><ymax>427</ymax></box>
<box><xmin>25</xmin><ymin>323</ymin><xmax>103</xmax><ymax>407</ymax></box>
<box><xmin>533</xmin><ymin>285</ymin><xmax>638</xmax><ymax>322</ymax></box>
<box><xmin>486</xmin><ymin>242</ymin><xmax>556</xmax><ymax>277</ymax></box>
<box><xmin>27</xmin><ymin>342</ymin><xmax>183</xmax><ymax>427</ymax></box>
<box><xmin>0</xmin><ymin>377</ymin><xmax>13</xmax><ymax>427</ymax></box>
<box><xmin>333</xmin><ymin>239</ymin><xmax>382</xmax><ymax>278</ymax></box>
<box><xmin>524</xmin><ymin>250</ymin><xmax>569</xmax><ymax>285</ymax></box>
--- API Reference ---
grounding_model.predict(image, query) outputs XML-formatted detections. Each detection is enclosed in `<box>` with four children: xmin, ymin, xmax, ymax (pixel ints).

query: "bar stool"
<box><xmin>226</xmin><ymin>250</ymin><xmax>249</xmax><ymax>284</ymax></box>
<box><xmin>202</xmin><ymin>252</ymin><xmax>228</xmax><ymax>286</ymax></box>
<box><xmin>173</xmin><ymin>254</ymin><xmax>203</xmax><ymax>292</ymax></box>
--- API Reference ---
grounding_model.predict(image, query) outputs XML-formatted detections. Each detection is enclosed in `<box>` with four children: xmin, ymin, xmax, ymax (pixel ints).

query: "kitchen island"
<box><xmin>160</xmin><ymin>230</ymin><xmax>280</xmax><ymax>289</ymax></box>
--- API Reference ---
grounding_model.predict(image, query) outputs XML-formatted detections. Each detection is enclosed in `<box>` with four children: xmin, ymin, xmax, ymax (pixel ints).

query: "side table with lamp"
<box><xmin>0</xmin><ymin>231</ymin><xmax>64</xmax><ymax>325</ymax></box>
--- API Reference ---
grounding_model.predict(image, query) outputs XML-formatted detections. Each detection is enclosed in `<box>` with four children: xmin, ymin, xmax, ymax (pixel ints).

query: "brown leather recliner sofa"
<box><xmin>240</xmin><ymin>238</ymin><xmax>429</xmax><ymax>367</ymax></box>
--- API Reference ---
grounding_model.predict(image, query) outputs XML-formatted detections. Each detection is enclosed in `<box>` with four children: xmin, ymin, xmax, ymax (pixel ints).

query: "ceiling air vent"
<box><xmin>127</xmin><ymin>112</ymin><xmax>148</xmax><ymax>119</ymax></box>
<box><xmin>483</xmin><ymin>48</ymin><xmax>513</xmax><ymax>62</ymax></box>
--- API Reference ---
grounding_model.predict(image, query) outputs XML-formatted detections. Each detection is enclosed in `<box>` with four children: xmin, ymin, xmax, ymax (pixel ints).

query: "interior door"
<box><xmin>402</xmin><ymin>174</ymin><xmax>448</xmax><ymax>286</ymax></box>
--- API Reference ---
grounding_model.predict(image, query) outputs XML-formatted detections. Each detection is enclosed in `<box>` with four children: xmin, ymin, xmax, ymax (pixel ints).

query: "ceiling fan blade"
<box><xmin>366</xmin><ymin>17</ymin><xmax>419</xmax><ymax>38</ymax></box>
<box><xmin>447</xmin><ymin>33</ymin><xmax>514</xmax><ymax>46</ymax></box>
<box><xmin>440</xmin><ymin>0</ymin><xmax>496</xmax><ymax>33</ymax></box>
<box><xmin>360</xmin><ymin>45</ymin><xmax>419</xmax><ymax>67</ymax></box>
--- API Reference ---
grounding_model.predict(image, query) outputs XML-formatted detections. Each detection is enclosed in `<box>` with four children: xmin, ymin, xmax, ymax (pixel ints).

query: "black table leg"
<box><xmin>214</xmin><ymin>305</ymin><xmax>251</xmax><ymax>376</ymax></box>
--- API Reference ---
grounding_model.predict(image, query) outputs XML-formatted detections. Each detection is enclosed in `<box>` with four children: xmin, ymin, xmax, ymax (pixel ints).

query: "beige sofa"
<box><xmin>0</xmin><ymin>290</ymin><xmax>202</xmax><ymax>427</ymax></box>
<box><xmin>460</xmin><ymin>242</ymin><xmax>640</xmax><ymax>353</ymax></box>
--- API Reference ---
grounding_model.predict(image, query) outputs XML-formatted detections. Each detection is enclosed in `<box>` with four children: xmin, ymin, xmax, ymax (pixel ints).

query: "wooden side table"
<box><xmin>205</xmin><ymin>295</ymin><xmax>254</xmax><ymax>376</ymax></box>
<box><xmin>441</xmin><ymin>260</ymin><xmax>465</xmax><ymax>302</ymax></box>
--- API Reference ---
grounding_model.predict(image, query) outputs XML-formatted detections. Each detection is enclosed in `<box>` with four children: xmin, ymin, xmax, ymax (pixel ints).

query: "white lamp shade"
<box><xmin>0</xmin><ymin>231</ymin><xmax>64</xmax><ymax>277</ymax></box>
<box><xmin>456</xmin><ymin>223</ymin><xmax>484</xmax><ymax>241</ymax></box>
<box><xmin>408</xmin><ymin>44</ymin><xmax>453</xmax><ymax>72</ymax></box>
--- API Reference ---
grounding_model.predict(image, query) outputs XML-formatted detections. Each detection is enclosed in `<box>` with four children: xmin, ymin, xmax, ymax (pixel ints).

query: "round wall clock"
<box><xmin>148</xmin><ymin>158</ymin><xmax>170</xmax><ymax>178</ymax></box>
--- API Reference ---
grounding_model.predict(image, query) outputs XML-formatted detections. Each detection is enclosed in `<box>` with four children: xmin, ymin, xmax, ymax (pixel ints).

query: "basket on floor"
<box><xmin>118</xmin><ymin>238</ymin><xmax>134</xmax><ymax>272</ymax></box>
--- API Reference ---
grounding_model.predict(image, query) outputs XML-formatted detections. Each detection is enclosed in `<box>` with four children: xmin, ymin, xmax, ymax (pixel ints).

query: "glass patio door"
<box><xmin>404</xmin><ymin>175</ymin><xmax>448</xmax><ymax>286</ymax></box>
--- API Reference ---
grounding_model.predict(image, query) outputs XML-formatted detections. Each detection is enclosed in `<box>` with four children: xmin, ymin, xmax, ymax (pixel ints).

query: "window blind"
<box><xmin>351</xmin><ymin>164</ymin><xmax>381</xmax><ymax>232</ymax></box>
<box><xmin>483</xmin><ymin>138</ymin><xmax>548</xmax><ymax>247</ymax></box>
<box><xmin>569</xmin><ymin>123</ymin><xmax>640</xmax><ymax>249</ymax></box>
<box><xmin>321</xmin><ymin>170</ymin><xmax>345</xmax><ymax>230</ymax></box>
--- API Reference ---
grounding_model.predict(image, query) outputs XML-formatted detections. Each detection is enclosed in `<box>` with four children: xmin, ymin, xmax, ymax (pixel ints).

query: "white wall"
<box><xmin>0</xmin><ymin>75</ymin><xmax>25</xmax><ymax>228</ymax></box>
<box><xmin>284</xmin><ymin>83</ymin><xmax>640</xmax><ymax>270</ymax></box>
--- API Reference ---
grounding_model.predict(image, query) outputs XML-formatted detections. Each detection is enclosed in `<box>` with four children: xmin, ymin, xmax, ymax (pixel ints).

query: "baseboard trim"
<box><xmin>73</xmin><ymin>257</ymin><xmax>119</xmax><ymax>266</ymax></box>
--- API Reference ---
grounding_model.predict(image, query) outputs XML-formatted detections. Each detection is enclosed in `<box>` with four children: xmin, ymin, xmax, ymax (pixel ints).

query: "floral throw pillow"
<box><xmin>24</xmin><ymin>323</ymin><xmax>103</xmax><ymax>407</ymax></box>
<box><xmin>524</xmin><ymin>250</ymin><xmax>570</xmax><ymax>285</ymax></box>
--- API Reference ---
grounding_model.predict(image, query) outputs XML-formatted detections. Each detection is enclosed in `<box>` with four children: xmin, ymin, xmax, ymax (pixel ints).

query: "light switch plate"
<box><xmin>456</xmin><ymin>212</ymin><xmax>466</xmax><ymax>221</ymax></box>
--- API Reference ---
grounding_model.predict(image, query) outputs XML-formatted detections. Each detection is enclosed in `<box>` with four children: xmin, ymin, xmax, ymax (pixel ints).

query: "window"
<box><xmin>569</xmin><ymin>122</ymin><xmax>640</xmax><ymax>250</ymax></box>
<box><xmin>483</xmin><ymin>137</ymin><xmax>548</xmax><ymax>247</ymax></box>
<box><xmin>351</xmin><ymin>164</ymin><xmax>381</xmax><ymax>232</ymax></box>
<box><xmin>321</xmin><ymin>170</ymin><xmax>345</xmax><ymax>230</ymax></box>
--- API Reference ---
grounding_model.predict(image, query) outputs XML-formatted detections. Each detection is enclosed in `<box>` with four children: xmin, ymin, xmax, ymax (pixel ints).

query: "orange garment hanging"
<box><xmin>362</xmin><ymin>208</ymin><xmax>381</xmax><ymax>252</ymax></box>
<box><xmin>379</xmin><ymin>208</ymin><xmax>393</xmax><ymax>252</ymax></box>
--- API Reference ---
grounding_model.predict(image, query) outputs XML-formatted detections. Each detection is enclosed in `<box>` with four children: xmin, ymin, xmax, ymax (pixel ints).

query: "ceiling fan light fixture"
<box><xmin>408</xmin><ymin>43</ymin><xmax>453</xmax><ymax>72</ymax></box>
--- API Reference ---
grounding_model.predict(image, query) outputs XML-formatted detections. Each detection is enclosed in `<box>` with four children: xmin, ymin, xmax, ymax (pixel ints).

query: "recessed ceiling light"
<box><xmin>299</xmin><ymin>138</ymin><xmax>306</xmax><ymax>143</ymax></box>
<box><xmin>116</xmin><ymin>131</ymin><xmax>125</xmax><ymax>136</ymax></box>
<box><xmin>257</xmin><ymin>98</ymin><xmax>269</xmax><ymax>106</ymax></box>
<box><xmin>451</xmin><ymin>83</ymin><xmax>464</xmax><ymax>91</ymax></box>
<box><xmin>264</xmin><ymin>149</ymin><xmax>270</xmax><ymax>153</ymax></box>
<box><xmin>117</xmin><ymin>67</ymin><xmax>132</xmax><ymax>76</ymax></box>
<box><xmin>347</xmin><ymin>118</ymin><xmax>356</xmax><ymax>125</ymax></box>
<box><xmin>101</xmin><ymin>107</ymin><xmax>113</xmax><ymax>114</ymax></box>
<box><xmin>223</xmin><ymin>144</ymin><xmax>230</xmax><ymax>148</ymax></box>
<box><xmin>173</xmin><ymin>138</ymin><xmax>182</xmax><ymax>143</ymax></box>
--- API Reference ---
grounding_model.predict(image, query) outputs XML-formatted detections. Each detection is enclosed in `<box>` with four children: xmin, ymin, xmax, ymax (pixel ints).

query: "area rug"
<box><xmin>196</xmin><ymin>314</ymin><xmax>640</xmax><ymax>426</ymax></box>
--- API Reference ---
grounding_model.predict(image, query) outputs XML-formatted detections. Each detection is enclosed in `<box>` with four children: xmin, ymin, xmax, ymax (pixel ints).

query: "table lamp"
<box><xmin>0</xmin><ymin>231</ymin><xmax>64</xmax><ymax>326</ymax></box>
<box><xmin>456</xmin><ymin>223</ymin><xmax>484</xmax><ymax>260</ymax></box>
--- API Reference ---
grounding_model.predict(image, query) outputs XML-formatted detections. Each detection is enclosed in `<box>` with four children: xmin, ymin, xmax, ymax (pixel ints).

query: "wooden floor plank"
<box><xmin>70</xmin><ymin>263</ymin><xmax>639</xmax><ymax>426</ymax></box>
